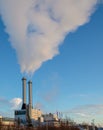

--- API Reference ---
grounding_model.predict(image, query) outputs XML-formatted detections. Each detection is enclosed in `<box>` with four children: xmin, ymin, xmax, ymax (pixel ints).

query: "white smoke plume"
<box><xmin>0</xmin><ymin>0</ymin><xmax>97</xmax><ymax>74</ymax></box>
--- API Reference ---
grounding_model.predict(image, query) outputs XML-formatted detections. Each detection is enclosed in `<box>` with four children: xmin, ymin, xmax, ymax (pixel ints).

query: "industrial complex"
<box><xmin>0</xmin><ymin>77</ymin><xmax>99</xmax><ymax>130</ymax></box>
<box><xmin>14</xmin><ymin>77</ymin><xmax>59</xmax><ymax>127</ymax></box>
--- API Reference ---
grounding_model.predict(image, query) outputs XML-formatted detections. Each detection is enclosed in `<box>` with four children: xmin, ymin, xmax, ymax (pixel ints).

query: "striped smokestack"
<box><xmin>22</xmin><ymin>77</ymin><xmax>26</xmax><ymax>109</ymax></box>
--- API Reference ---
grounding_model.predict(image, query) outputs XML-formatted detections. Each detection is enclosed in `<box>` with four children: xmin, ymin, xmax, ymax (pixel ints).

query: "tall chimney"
<box><xmin>28</xmin><ymin>80</ymin><xmax>32</xmax><ymax>119</ymax></box>
<box><xmin>28</xmin><ymin>80</ymin><xmax>32</xmax><ymax>106</ymax></box>
<box><xmin>21</xmin><ymin>77</ymin><xmax>26</xmax><ymax>109</ymax></box>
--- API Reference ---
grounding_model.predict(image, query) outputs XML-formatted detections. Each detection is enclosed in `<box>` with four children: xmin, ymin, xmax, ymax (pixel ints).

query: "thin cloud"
<box><xmin>75</xmin><ymin>113</ymin><xmax>90</xmax><ymax>118</ymax></box>
<box><xmin>64</xmin><ymin>104</ymin><xmax>103</xmax><ymax>122</ymax></box>
<box><xmin>68</xmin><ymin>94</ymin><xmax>89</xmax><ymax>99</ymax></box>
<box><xmin>0</xmin><ymin>97</ymin><xmax>22</xmax><ymax>117</ymax></box>
<box><xmin>42</xmin><ymin>86</ymin><xmax>59</xmax><ymax>103</ymax></box>
<box><xmin>10</xmin><ymin>98</ymin><xmax>22</xmax><ymax>110</ymax></box>
<box><xmin>69</xmin><ymin>104</ymin><xmax>103</xmax><ymax>114</ymax></box>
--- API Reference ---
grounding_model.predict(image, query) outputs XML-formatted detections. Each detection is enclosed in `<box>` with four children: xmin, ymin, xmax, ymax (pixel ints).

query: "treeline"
<box><xmin>0</xmin><ymin>124</ymin><xmax>79</xmax><ymax>130</ymax></box>
<box><xmin>0</xmin><ymin>118</ymin><xmax>98</xmax><ymax>130</ymax></box>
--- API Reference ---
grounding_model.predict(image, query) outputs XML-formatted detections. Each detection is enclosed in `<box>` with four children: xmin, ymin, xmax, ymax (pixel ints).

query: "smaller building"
<box><xmin>0</xmin><ymin>116</ymin><xmax>14</xmax><ymax>126</ymax></box>
<box><xmin>43</xmin><ymin>113</ymin><xmax>58</xmax><ymax>122</ymax></box>
<box><xmin>42</xmin><ymin>113</ymin><xmax>60</xmax><ymax>127</ymax></box>
<box><xmin>14</xmin><ymin>108</ymin><xmax>43</xmax><ymax>126</ymax></box>
<box><xmin>30</xmin><ymin>108</ymin><xmax>42</xmax><ymax>121</ymax></box>
<box><xmin>15</xmin><ymin>110</ymin><xmax>27</xmax><ymax>125</ymax></box>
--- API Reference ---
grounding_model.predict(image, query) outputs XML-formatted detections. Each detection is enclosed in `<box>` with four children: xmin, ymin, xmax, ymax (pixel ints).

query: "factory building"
<box><xmin>14</xmin><ymin>77</ymin><xmax>59</xmax><ymax>127</ymax></box>
<box><xmin>0</xmin><ymin>116</ymin><xmax>14</xmax><ymax>126</ymax></box>
<box><xmin>43</xmin><ymin>113</ymin><xmax>60</xmax><ymax>127</ymax></box>
<box><xmin>43</xmin><ymin>113</ymin><xmax>58</xmax><ymax>122</ymax></box>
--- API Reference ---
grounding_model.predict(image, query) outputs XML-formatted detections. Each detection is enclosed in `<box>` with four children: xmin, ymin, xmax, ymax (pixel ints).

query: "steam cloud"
<box><xmin>0</xmin><ymin>0</ymin><xmax>97</xmax><ymax>74</ymax></box>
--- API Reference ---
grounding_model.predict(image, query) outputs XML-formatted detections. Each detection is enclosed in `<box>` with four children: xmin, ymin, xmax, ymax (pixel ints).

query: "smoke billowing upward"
<box><xmin>0</xmin><ymin>0</ymin><xmax>97</xmax><ymax>74</ymax></box>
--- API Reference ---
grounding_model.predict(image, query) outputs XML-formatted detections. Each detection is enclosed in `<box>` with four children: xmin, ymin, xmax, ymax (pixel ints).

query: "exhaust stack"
<box><xmin>22</xmin><ymin>77</ymin><xmax>26</xmax><ymax>109</ymax></box>
<box><xmin>28</xmin><ymin>80</ymin><xmax>32</xmax><ymax>118</ymax></box>
<box><xmin>28</xmin><ymin>80</ymin><xmax>32</xmax><ymax>119</ymax></box>
<box><xmin>28</xmin><ymin>80</ymin><xmax>32</xmax><ymax>106</ymax></box>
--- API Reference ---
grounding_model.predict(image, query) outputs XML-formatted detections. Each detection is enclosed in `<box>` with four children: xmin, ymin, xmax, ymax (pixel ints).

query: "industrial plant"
<box><xmin>0</xmin><ymin>77</ymin><xmax>99</xmax><ymax>130</ymax></box>
<box><xmin>14</xmin><ymin>77</ymin><xmax>59</xmax><ymax>127</ymax></box>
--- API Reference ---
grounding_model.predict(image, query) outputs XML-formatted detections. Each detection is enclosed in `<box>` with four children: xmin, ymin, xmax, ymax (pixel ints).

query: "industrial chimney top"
<box><xmin>22</xmin><ymin>77</ymin><xmax>26</xmax><ymax>80</ymax></box>
<box><xmin>28</xmin><ymin>80</ymin><xmax>32</xmax><ymax>84</ymax></box>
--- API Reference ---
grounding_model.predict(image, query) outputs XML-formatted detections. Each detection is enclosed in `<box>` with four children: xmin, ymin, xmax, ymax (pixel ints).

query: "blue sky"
<box><xmin>0</xmin><ymin>0</ymin><xmax>103</xmax><ymax>126</ymax></box>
